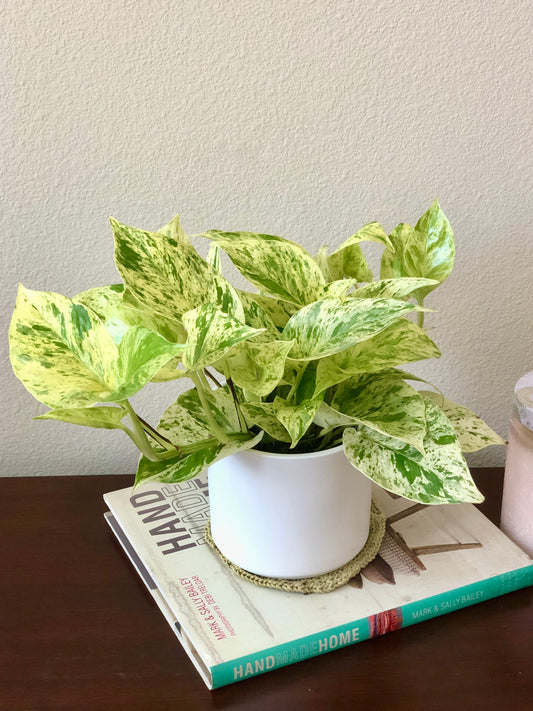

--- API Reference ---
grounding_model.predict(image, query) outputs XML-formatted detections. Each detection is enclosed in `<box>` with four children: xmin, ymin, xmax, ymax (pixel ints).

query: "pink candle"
<box><xmin>501</xmin><ymin>372</ymin><xmax>533</xmax><ymax>557</ymax></box>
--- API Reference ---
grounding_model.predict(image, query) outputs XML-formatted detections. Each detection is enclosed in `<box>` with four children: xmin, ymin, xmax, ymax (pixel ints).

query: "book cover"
<box><xmin>103</xmin><ymin>475</ymin><xmax>533</xmax><ymax>689</ymax></box>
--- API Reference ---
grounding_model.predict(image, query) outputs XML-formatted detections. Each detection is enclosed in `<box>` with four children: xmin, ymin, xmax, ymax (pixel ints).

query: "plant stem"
<box><xmin>226</xmin><ymin>376</ymin><xmax>249</xmax><ymax>433</ymax></box>
<box><xmin>287</xmin><ymin>363</ymin><xmax>306</xmax><ymax>401</ymax></box>
<box><xmin>135</xmin><ymin>414</ymin><xmax>182</xmax><ymax>456</ymax></box>
<box><xmin>204</xmin><ymin>368</ymin><xmax>223</xmax><ymax>388</ymax></box>
<box><xmin>416</xmin><ymin>294</ymin><xmax>425</xmax><ymax>329</ymax></box>
<box><xmin>190</xmin><ymin>371</ymin><xmax>230</xmax><ymax>444</ymax></box>
<box><xmin>121</xmin><ymin>400</ymin><xmax>172</xmax><ymax>462</ymax></box>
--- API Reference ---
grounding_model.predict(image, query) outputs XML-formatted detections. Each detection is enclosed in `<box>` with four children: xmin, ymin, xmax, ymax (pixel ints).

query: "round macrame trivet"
<box><xmin>204</xmin><ymin>500</ymin><xmax>386</xmax><ymax>594</ymax></box>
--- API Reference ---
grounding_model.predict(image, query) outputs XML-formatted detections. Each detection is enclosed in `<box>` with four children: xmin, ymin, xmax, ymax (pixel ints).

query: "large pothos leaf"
<box><xmin>352</xmin><ymin>277</ymin><xmax>439</xmax><ymax>301</ymax></box>
<box><xmin>204</xmin><ymin>230</ymin><xmax>326</xmax><ymax>306</ymax></box>
<box><xmin>422</xmin><ymin>391</ymin><xmax>505</xmax><ymax>452</ymax></box>
<box><xmin>331</xmin><ymin>222</ymin><xmax>392</xmax><ymax>255</ymax></box>
<box><xmin>224</xmin><ymin>339</ymin><xmax>295</xmax><ymax>397</ymax></box>
<box><xmin>175</xmin><ymin>386</ymin><xmax>241</xmax><ymax>436</ymax></box>
<box><xmin>181</xmin><ymin>303</ymin><xmax>263</xmax><ymax>372</ymax></box>
<box><xmin>9</xmin><ymin>286</ymin><xmax>186</xmax><ymax>408</ymax></box>
<box><xmin>343</xmin><ymin>398</ymin><xmax>484</xmax><ymax>504</ymax></box>
<box><xmin>241</xmin><ymin>397</ymin><xmax>322</xmax><ymax>447</ymax></box>
<box><xmin>314</xmin><ymin>318</ymin><xmax>440</xmax><ymax>394</ymax></box>
<box><xmin>241</xmin><ymin>402</ymin><xmax>292</xmax><ymax>442</ymax></box>
<box><xmin>35</xmin><ymin>405</ymin><xmax>129</xmax><ymax>430</ymax></box>
<box><xmin>111</xmin><ymin>217</ymin><xmax>245</xmax><ymax>322</ymax></box>
<box><xmin>75</xmin><ymin>284</ymin><xmax>186</xmax><ymax>344</ymax></box>
<box><xmin>282</xmin><ymin>297</ymin><xmax>419</xmax><ymax>361</ymax></box>
<box><xmin>328</xmin><ymin>244</ymin><xmax>373</xmax><ymax>282</ymax></box>
<box><xmin>240</xmin><ymin>291</ymin><xmax>297</xmax><ymax>328</ymax></box>
<box><xmin>236</xmin><ymin>291</ymin><xmax>280</xmax><ymax>341</ymax></box>
<box><xmin>331</xmin><ymin>374</ymin><xmax>427</xmax><ymax>453</ymax></box>
<box><xmin>380</xmin><ymin>200</ymin><xmax>455</xmax><ymax>300</ymax></box>
<box><xmin>135</xmin><ymin>432</ymin><xmax>263</xmax><ymax>487</ymax></box>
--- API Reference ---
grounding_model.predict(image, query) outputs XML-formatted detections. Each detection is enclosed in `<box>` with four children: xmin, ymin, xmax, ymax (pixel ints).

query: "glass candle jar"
<box><xmin>500</xmin><ymin>372</ymin><xmax>533</xmax><ymax>557</ymax></box>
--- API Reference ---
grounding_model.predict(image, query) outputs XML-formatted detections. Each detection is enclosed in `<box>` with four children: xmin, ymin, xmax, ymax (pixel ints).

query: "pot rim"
<box><xmin>248</xmin><ymin>442</ymin><xmax>345</xmax><ymax>461</ymax></box>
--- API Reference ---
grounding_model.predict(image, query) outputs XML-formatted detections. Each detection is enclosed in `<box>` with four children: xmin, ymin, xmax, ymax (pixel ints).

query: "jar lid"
<box><xmin>515</xmin><ymin>371</ymin><xmax>533</xmax><ymax>431</ymax></box>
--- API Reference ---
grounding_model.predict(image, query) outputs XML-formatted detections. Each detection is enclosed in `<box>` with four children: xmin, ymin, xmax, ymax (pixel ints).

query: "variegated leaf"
<box><xmin>422</xmin><ymin>391</ymin><xmax>505</xmax><ymax>452</ymax></box>
<box><xmin>175</xmin><ymin>386</ymin><xmax>241</xmax><ymax>436</ymax></box>
<box><xmin>282</xmin><ymin>297</ymin><xmax>418</xmax><ymax>361</ymax></box>
<box><xmin>181</xmin><ymin>303</ymin><xmax>263</xmax><ymax>372</ymax></box>
<box><xmin>314</xmin><ymin>319</ymin><xmax>441</xmax><ymax>394</ymax></box>
<box><xmin>9</xmin><ymin>286</ymin><xmax>186</xmax><ymax>408</ymax></box>
<box><xmin>328</xmin><ymin>244</ymin><xmax>373</xmax><ymax>282</ymax></box>
<box><xmin>237</xmin><ymin>291</ymin><xmax>280</xmax><ymax>341</ymax></box>
<box><xmin>150</xmin><ymin>357</ymin><xmax>187</xmax><ymax>382</ymax></box>
<box><xmin>207</xmin><ymin>243</ymin><xmax>222</xmax><ymax>272</ymax></box>
<box><xmin>135</xmin><ymin>432</ymin><xmax>263</xmax><ymax>487</ymax></box>
<box><xmin>331</xmin><ymin>222</ymin><xmax>392</xmax><ymax>255</ymax></box>
<box><xmin>35</xmin><ymin>406</ymin><xmax>129</xmax><ymax>430</ymax></box>
<box><xmin>240</xmin><ymin>292</ymin><xmax>297</xmax><ymax>328</ymax></box>
<box><xmin>204</xmin><ymin>230</ymin><xmax>326</xmax><ymax>306</ymax></box>
<box><xmin>271</xmin><ymin>396</ymin><xmax>323</xmax><ymax>447</ymax></box>
<box><xmin>332</xmin><ymin>373</ymin><xmax>427</xmax><ymax>453</ymax></box>
<box><xmin>225</xmin><ymin>339</ymin><xmax>295</xmax><ymax>397</ymax></box>
<box><xmin>353</xmin><ymin>277</ymin><xmax>439</xmax><ymax>300</ymax></box>
<box><xmin>111</xmin><ymin>218</ymin><xmax>245</xmax><ymax>322</ymax></box>
<box><xmin>318</xmin><ymin>279</ymin><xmax>357</xmax><ymax>300</ymax></box>
<box><xmin>157</xmin><ymin>213</ymin><xmax>190</xmax><ymax>244</ymax></box>
<box><xmin>314</xmin><ymin>245</ymin><xmax>333</xmax><ymax>282</ymax></box>
<box><xmin>75</xmin><ymin>284</ymin><xmax>186</xmax><ymax>344</ymax></box>
<box><xmin>380</xmin><ymin>200</ymin><xmax>455</xmax><ymax>300</ymax></box>
<box><xmin>313</xmin><ymin>401</ymin><xmax>358</xmax><ymax>433</ymax></box>
<box><xmin>343</xmin><ymin>398</ymin><xmax>484</xmax><ymax>504</ymax></box>
<box><xmin>241</xmin><ymin>402</ymin><xmax>292</xmax><ymax>442</ymax></box>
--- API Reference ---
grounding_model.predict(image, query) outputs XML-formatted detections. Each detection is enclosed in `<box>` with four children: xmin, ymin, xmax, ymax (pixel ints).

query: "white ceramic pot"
<box><xmin>208</xmin><ymin>444</ymin><xmax>372</xmax><ymax>579</ymax></box>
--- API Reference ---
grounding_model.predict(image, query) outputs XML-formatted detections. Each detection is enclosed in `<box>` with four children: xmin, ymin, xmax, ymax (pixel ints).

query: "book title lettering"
<box><xmin>130</xmin><ymin>480</ymin><xmax>209</xmax><ymax>555</ymax></box>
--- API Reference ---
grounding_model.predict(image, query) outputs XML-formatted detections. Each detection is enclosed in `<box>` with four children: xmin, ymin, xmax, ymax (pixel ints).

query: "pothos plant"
<box><xmin>9</xmin><ymin>199</ymin><xmax>504</xmax><ymax>504</ymax></box>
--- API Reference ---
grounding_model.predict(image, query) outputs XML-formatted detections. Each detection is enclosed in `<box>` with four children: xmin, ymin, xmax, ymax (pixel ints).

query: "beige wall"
<box><xmin>2</xmin><ymin>0</ymin><xmax>532</xmax><ymax>475</ymax></box>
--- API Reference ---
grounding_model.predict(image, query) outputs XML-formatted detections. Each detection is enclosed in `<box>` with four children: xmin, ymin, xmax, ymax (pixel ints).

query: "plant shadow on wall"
<box><xmin>9</xmin><ymin>200</ymin><xmax>504</xmax><ymax>505</ymax></box>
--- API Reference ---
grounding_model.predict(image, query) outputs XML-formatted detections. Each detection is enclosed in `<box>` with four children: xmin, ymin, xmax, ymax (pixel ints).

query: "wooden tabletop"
<box><xmin>1</xmin><ymin>468</ymin><xmax>532</xmax><ymax>711</ymax></box>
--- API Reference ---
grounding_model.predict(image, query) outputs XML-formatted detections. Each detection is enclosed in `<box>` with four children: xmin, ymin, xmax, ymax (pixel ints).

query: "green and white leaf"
<box><xmin>35</xmin><ymin>405</ymin><xmax>129</xmax><ymax>430</ymax></box>
<box><xmin>282</xmin><ymin>297</ymin><xmax>419</xmax><ymax>361</ymax></box>
<box><xmin>380</xmin><ymin>200</ymin><xmax>455</xmax><ymax>300</ymax></box>
<box><xmin>314</xmin><ymin>318</ymin><xmax>441</xmax><ymax>394</ymax></box>
<box><xmin>318</xmin><ymin>279</ymin><xmax>357</xmax><ymax>300</ymax></box>
<box><xmin>343</xmin><ymin>398</ymin><xmax>484</xmax><ymax>504</ymax></box>
<box><xmin>332</xmin><ymin>373</ymin><xmax>427</xmax><ymax>453</ymax></box>
<box><xmin>204</xmin><ymin>230</ymin><xmax>326</xmax><ymax>306</ymax></box>
<box><xmin>181</xmin><ymin>303</ymin><xmax>263</xmax><ymax>372</ymax></box>
<box><xmin>207</xmin><ymin>243</ymin><xmax>222</xmax><ymax>272</ymax></box>
<box><xmin>353</xmin><ymin>278</ymin><xmax>439</xmax><ymax>301</ymax></box>
<box><xmin>9</xmin><ymin>286</ymin><xmax>186</xmax><ymax>408</ymax></box>
<box><xmin>175</xmin><ymin>385</ymin><xmax>241</xmax><ymax>436</ymax></box>
<box><xmin>271</xmin><ymin>396</ymin><xmax>323</xmax><ymax>447</ymax></box>
<box><xmin>328</xmin><ymin>244</ymin><xmax>373</xmax><ymax>282</ymax></box>
<box><xmin>135</xmin><ymin>432</ymin><xmax>263</xmax><ymax>487</ymax></box>
<box><xmin>225</xmin><ymin>339</ymin><xmax>295</xmax><ymax>397</ymax></box>
<box><xmin>240</xmin><ymin>292</ymin><xmax>297</xmax><ymax>328</ymax></box>
<box><xmin>313</xmin><ymin>401</ymin><xmax>358</xmax><ymax>433</ymax></box>
<box><xmin>241</xmin><ymin>402</ymin><xmax>292</xmax><ymax>442</ymax></box>
<box><xmin>331</xmin><ymin>222</ymin><xmax>392</xmax><ymax>255</ymax></box>
<box><xmin>237</xmin><ymin>291</ymin><xmax>280</xmax><ymax>341</ymax></box>
<box><xmin>111</xmin><ymin>218</ymin><xmax>244</xmax><ymax>322</ymax></box>
<box><xmin>422</xmin><ymin>391</ymin><xmax>505</xmax><ymax>452</ymax></box>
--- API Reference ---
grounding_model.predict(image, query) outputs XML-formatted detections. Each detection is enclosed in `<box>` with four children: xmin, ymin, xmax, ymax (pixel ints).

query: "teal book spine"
<box><xmin>211</xmin><ymin>565</ymin><xmax>533</xmax><ymax>688</ymax></box>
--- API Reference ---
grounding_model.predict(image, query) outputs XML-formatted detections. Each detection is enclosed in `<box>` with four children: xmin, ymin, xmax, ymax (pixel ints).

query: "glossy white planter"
<box><xmin>208</xmin><ymin>445</ymin><xmax>372</xmax><ymax>579</ymax></box>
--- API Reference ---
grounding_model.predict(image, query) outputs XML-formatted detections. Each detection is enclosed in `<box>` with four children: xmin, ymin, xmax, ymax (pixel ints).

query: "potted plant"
<box><xmin>9</xmin><ymin>200</ymin><xmax>504</xmax><ymax>578</ymax></box>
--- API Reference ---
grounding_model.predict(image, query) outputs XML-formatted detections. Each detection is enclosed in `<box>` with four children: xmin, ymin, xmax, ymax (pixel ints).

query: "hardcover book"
<box><xmin>103</xmin><ymin>474</ymin><xmax>533</xmax><ymax>690</ymax></box>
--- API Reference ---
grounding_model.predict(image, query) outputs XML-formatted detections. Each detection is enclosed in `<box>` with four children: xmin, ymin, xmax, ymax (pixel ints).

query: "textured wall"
<box><xmin>2</xmin><ymin>0</ymin><xmax>532</xmax><ymax>476</ymax></box>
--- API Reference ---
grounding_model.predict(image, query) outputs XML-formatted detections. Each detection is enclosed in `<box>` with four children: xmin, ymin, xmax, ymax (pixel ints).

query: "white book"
<box><xmin>104</xmin><ymin>474</ymin><xmax>533</xmax><ymax>689</ymax></box>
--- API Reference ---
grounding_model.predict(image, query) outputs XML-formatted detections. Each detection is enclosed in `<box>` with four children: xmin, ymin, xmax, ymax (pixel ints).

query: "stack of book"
<box><xmin>104</xmin><ymin>474</ymin><xmax>533</xmax><ymax>690</ymax></box>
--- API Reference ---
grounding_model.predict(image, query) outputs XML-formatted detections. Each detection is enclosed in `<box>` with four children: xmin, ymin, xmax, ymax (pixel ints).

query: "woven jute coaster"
<box><xmin>205</xmin><ymin>500</ymin><xmax>386</xmax><ymax>594</ymax></box>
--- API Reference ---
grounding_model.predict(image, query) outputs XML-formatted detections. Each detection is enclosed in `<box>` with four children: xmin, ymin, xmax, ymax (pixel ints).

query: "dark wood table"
<box><xmin>2</xmin><ymin>468</ymin><xmax>532</xmax><ymax>711</ymax></box>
